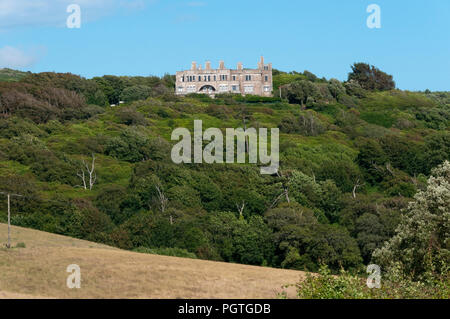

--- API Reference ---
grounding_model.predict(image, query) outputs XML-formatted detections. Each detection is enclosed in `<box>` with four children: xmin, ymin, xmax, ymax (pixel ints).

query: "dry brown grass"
<box><xmin>0</xmin><ymin>223</ymin><xmax>305</xmax><ymax>299</ymax></box>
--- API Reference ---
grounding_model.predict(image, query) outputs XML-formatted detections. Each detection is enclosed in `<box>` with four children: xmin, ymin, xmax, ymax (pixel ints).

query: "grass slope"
<box><xmin>0</xmin><ymin>69</ymin><xmax>27</xmax><ymax>82</ymax></box>
<box><xmin>0</xmin><ymin>223</ymin><xmax>305</xmax><ymax>299</ymax></box>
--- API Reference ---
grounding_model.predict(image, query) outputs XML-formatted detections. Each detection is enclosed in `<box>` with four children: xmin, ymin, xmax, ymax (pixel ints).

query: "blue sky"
<box><xmin>0</xmin><ymin>0</ymin><xmax>449</xmax><ymax>91</ymax></box>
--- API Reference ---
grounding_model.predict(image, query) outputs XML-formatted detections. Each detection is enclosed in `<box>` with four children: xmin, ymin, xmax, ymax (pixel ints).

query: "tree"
<box><xmin>372</xmin><ymin>161</ymin><xmax>450</xmax><ymax>279</ymax></box>
<box><xmin>205</xmin><ymin>212</ymin><xmax>274</xmax><ymax>265</ymax></box>
<box><xmin>76</xmin><ymin>154</ymin><xmax>97</xmax><ymax>191</ymax></box>
<box><xmin>120</xmin><ymin>85</ymin><xmax>153</xmax><ymax>102</ymax></box>
<box><xmin>93</xmin><ymin>75</ymin><xmax>125</xmax><ymax>104</ymax></box>
<box><xmin>348</xmin><ymin>63</ymin><xmax>395</xmax><ymax>91</ymax></box>
<box><xmin>327</xmin><ymin>79</ymin><xmax>345</xmax><ymax>100</ymax></box>
<box><xmin>265</xmin><ymin>203</ymin><xmax>362</xmax><ymax>271</ymax></box>
<box><xmin>344</xmin><ymin>80</ymin><xmax>366</xmax><ymax>98</ymax></box>
<box><xmin>105</xmin><ymin>128</ymin><xmax>151</xmax><ymax>162</ymax></box>
<box><xmin>71</xmin><ymin>198</ymin><xmax>113</xmax><ymax>242</ymax></box>
<box><xmin>116</xmin><ymin>106</ymin><xmax>148</xmax><ymax>126</ymax></box>
<box><xmin>303</xmin><ymin>70</ymin><xmax>318</xmax><ymax>82</ymax></box>
<box><xmin>356</xmin><ymin>138</ymin><xmax>388</xmax><ymax>184</ymax></box>
<box><xmin>94</xmin><ymin>185</ymin><xmax>128</xmax><ymax>224</ymax></box>
<box><xmin>424</xmin><ymin>131</ymin><xmax>450</xmax><ymax>174</ymax></box>
<box><xmin>278</xmin><ymin>112</ymin><xmax>325</xmax><ymax>136</ymax></box>
<box><xmin>283</xmin><ymin>80</ymin><xmax>319</xmax><ymax>108</ymax></box>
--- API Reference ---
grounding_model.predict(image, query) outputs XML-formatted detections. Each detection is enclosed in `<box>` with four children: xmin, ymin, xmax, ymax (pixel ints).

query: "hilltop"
<box><xmin>0</xmin><ymin>223</ymin><xmax>304</xmax><ymax>298</ymax></box>
<box><xmin>0</xmin><ymin>68</ymin><xmax>28</xmax><ymax>82</ymax></box>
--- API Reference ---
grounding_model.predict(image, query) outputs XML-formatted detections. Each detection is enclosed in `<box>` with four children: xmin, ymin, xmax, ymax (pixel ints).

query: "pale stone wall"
<box><xmin>175</xmin><ymin>57</ymin><xmax>273</xmax><ymax>97</ymax></box>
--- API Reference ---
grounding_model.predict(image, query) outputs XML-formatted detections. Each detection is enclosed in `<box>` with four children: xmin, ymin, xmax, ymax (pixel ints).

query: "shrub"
<box><xmin>116</xmin><ymin>106</ymin><xmax>148</xmax><ymax>125</ymax></box>
<box><xmin>293</xmin><ymin>264</ymin><xmax>448</xmax><ymax>299</ymax></box>
<box><xmin>360</xmin><ymin>111</ymin><xmax>396</xmax><ymax>128</ymax></box>
<box><xmin>120</xmin><ymin>85</ymin><xmax>153</xmax><ymax>102</ymax></box>
<box><xmin>372</xmin><ymin>161</ymin><xmax>450</xmax><ymax>280</ymax></box>
<box><xmin>105</xmin><ymin>128</ymin><xmax>151</xmax><ymax>162</ymax></box>
<box><xmin>205</xmin><ymin>104</ymin><xmax>231</xmax><ymax>119</ymax></box>
<box><xmin>279</xmin><ymin>113</ymin><xmax>325</xmax><ymax>136</ymax></box>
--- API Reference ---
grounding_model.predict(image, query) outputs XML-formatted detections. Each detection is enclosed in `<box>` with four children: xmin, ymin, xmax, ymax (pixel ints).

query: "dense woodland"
<box><xmin>0</xmin><ymin>64</ymin><xmax>448</xmax><ymax>294</ymax></box>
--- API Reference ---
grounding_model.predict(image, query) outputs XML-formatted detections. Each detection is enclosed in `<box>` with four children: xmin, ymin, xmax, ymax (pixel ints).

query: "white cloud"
<box><xmin>0</xmin><ymin>0</ymin><xmax>152</xmax><ymax>29</ymax></box>
<box><xmin>0</xmin><ymin>46</ymin><xmax>43</xmax><ymax>69</ymax></box>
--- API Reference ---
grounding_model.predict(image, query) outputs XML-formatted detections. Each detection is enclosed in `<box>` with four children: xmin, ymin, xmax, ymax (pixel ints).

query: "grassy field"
<box><xmin>0</xmin><ymin>68</ymin><xmax>27</xmax><ymax>82</ymax></box>
<box><xmin>0</xmin><ymin>223</ymin><xmax>306</xmax><ymax>299</ymax></box>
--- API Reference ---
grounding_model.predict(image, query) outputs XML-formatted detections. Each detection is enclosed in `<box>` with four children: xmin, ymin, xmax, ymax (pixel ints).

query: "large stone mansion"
<box><xmin>175</xmin><ymin>57</ymin><xmax>273</xmax><ymax>97</ymax></box>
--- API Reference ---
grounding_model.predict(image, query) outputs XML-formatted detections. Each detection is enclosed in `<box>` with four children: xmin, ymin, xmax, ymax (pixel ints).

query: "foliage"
<box><xmin>0</xmin><ymin>67</ymin><xmax>448</xmax><ymax>297</ymax></box>
<box><xmin>372</xmin><ymin>161</ymin><xmax>450</xmax><ymax>280</ymax></box>
<box><xmin>294</xmin><ymin>264</ymin><xmax>449</xmax><ymax>299</ymax></box>
<box><xmin>279</xmin><ymin>112</ymin><xmax>325</xmax><ymax>136</ymax></box>
<box><xmin>265</xmin><ymin>204</ymin><xmax>362</xmax><ymax>272</ymax></box>
<box><xmin>0</xmin><ymin>68</ymin><xmax>28</xmax><ymax>82</ymax></box>
<box><xmin>120</xmin><ymin>85</ymin><xmax>153</xmax><ymax>102</ymax></box>
<box><xmin>282</xmin><ymin>80</ymin><xmax>319</xmax><ymax>107</ymax></box>
<box><xmin>348</xmin><ymin>63</ymin><xmax>395</xmax><ymax>91</ymax></box>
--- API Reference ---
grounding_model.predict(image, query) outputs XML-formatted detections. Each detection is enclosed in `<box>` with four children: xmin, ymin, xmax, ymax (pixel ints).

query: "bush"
<box><xmin>116</xmin><ymin>106</ymin><xmax>148</xmax><ymax>125</ymax></box>
<box><xmin>205</xmin><ymin>104</ymin><xmax>231</xmax><ymax>119</ymax></box>
<box><xmin>372</xmin><ymin>161</ymin><xmax>450</xmax><ymax>280</ymax></box>
<box><xmin>282</xmin><ymin>80</ymin><xmax>319</xmax><ymax>107</ymax></box>
<box><xmin>279</xmin><ymin>112</ymin><xmax>325</xmax><ymax>136</ymax></box>
<box><xmin>292</xmin><ymin>264</ymin><xmax>448</xmax><ymax>299</ymax></box>
<box><xmin>265</xmin><ymin>204</ymin><xmax>362</xmax><ymax>271</ymax></box>
<box><xmin>80</xmin><ymin>104</ymin><xmax>105</xmax><ymax>119</ymax></box>
<box><xmin>105</xmin><ymin>128</ymin><xmax>151</xmax><ymax>162</ymax></box>
<box><xmin>120</xmin><ymin>85</ymin><xmax>153</xmax><ymax>102</ymax></box>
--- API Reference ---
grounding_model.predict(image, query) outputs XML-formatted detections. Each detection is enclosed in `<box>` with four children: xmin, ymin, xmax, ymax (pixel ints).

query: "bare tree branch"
<box><xmin>76</xmin><ymin>154</ymin><xmax>97</xmax><ymax>191</ymax></box>
<box><xmin>236</xmin><ymin>201</ymin><xmax>245</xmax><ymax>218</ymax></box>
<box><xmin>155</xmin><ymin>185</ymin><xmax>168</xmax><ymax>214</ymax></box>
<box><xmin>352</xmin><ymin>178</ymin><xmax>364</xmax><ymax>199</ymax></box>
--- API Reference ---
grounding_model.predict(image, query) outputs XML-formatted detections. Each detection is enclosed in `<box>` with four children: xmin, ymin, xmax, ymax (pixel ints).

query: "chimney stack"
<box><xmin>219</xmin><ymin>60</ymin><xmax>225</xmax><ymax>69</ymax></box>
<box><xmin>205</xmin><ymin>61</ymin><xmax>211</xmax><ymax>70</ymax></box>
<box><xmin>258</xmin><ymin>56</ymin><xmax>265</xmax><ymax>70</ymax></box>
<box><xmin>191</xmin><ymin>61</ymin><xmax>197</xmax><ymax>70</ymax></box>
<box><xmin>237</xmin><ymin>62</ymin><xmax>243</xmax><ymax>70</ymax></box>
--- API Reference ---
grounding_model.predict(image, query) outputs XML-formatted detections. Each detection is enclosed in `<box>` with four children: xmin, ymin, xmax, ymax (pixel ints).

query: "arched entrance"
<box><xmin>199</xmin><ymin>85</ymin><xmax>216</xmax><ymax>94</ymax></box>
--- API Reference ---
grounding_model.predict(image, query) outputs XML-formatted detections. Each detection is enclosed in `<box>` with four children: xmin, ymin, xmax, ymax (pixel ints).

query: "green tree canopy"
<box><xmin>348</xmin><ymin>63</ymin><xmax>395</xmax><ymax>91</ymax></box>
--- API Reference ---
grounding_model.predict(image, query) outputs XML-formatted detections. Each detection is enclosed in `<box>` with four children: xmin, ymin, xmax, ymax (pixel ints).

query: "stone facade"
<box><xmin>175</xmin><ymin>57</ymin><xmax>273</xmax><ymax>97</ymax></box>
